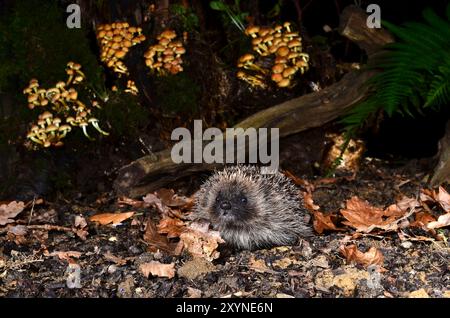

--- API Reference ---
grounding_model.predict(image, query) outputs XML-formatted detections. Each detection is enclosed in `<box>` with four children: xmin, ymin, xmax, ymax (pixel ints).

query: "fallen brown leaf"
<box><xmin>139</xmin><ymin>261</ymin><xmax>175</xmax><ymax>278</ymax></box>
<box><xmin>248</xmin><ymin>257</ymin><xmax>271</xmax><ymax>273</ymax></box>
<box><xmin>0</xmin><ymin>201</ymin><xmax>25</xmax><ymax>225</ymax></box>
<box><xmin>340</xmin><ymin>244</ymin><xmax>384</xmax><ymax>268</ymax></box>
<box><xmin>340</xmin><ymin>196</ymin><xmax>416</xmax><ymax>233</ymax></box>
<box><xmin>303</xmin><ymin>192</ymin><xmax>320</xmax><ymax>212</ymax></box>
<box><xmin>117</xmin><ymin>196</ymin><xmax>147</xmax><ymax>208</ymax></box>
<box><xmin>411</xmin><ymin>212</ymin><xmax>436</xmax><ymax>228</ymax></box>
<box><xmin>427</xmin><ymin>213</ymin><xmax>450</xmax><ymax>229</ymax></box>
<box><xmin>180</xmin><ymin>221</ymin><xmax>224</xmax><ymax>261</ymax></box>
<box><xmin>104</xmin><ymin>251</ymin><xmax>127</xmax><ymax>265</ymax></box>
<box><xmin>312</xmin><ymin>211</ymin><xmax>340</xmax><ymax>234</ymax></box>
<box><xmin>49</xmin><ymin>250</ymin><xmax>82</xmax><ymax>262</ymax></box>
<box><xmin>156</xmin><ymin>188</ymin><xmax>192</xmax><ymax>208</ymax></box>
<box><xmin>89</xmin><ymin>212</ymin><xmax>134</xmax><ymax>225</ymax></box>
<box><xmin>157</xmin><ymin>216</ymin><xmax>186</xmax><ymax>239</ymax></box>
<box><xmin>143</xmin><ymin>219</ymin><xmax>182</xmax><ymax>255</ymax></box>
<box><xmin>436</xmin><ymin>187</ymin><xmax>450</xmax><ymax>212</ymax></box>
<box><xmin>142</xmin><ymin>193</ymin><xmax>169</xmax><ymax>215</ymax></box>
<box><xmin>420</xmin><ymin>187</ymin><xmax>450</xmax><ymax>212</ymax></box>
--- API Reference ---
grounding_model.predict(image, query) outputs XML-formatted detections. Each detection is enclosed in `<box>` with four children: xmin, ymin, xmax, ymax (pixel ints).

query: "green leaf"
<box><xmin>210</xmin><ymin>1</ymin><xmax>227</xmax><ymax>11</ymax></box>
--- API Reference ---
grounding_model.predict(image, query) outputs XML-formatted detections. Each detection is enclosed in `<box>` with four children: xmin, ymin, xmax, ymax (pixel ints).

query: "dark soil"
<box><xmin>0</xmin><ymin>157</ymin><xmax>448</xmax><ymax>298</ymax></box>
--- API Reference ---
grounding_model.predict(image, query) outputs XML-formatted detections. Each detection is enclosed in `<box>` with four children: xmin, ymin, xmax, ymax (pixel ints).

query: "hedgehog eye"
<box><xmin>241</xmin><ymin>197</ymin><xmax>247</xmax><ymax>203</ymax></box>
<box><xmin>216</xmin><ymin>197</ymin><xmax>220</xmax><ymax>202</ymax></box>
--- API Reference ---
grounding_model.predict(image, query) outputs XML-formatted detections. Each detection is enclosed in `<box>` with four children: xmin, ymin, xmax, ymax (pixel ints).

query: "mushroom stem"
<box><xmin>81</xmin><ymin>125</ymin><xmax>94</xmax><ymax>140</ymax></box>
<box><xmin>91</xmin><ymin>121</ymin><xmax>109</xmax><ymax>135</ymax></box>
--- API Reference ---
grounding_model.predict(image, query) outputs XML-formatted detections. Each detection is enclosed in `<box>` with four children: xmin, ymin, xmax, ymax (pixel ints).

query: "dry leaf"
<box><xmin>49</xmin><ymin>251</ymin><xmax>82</xmax><ymax>261</ymax></box>
<box><xmin>180</xmin><ymin>221</ymin><xmax>224</xmax><ymax>261</ymax></box>
<box><xmin>340</xmin><ymin>196</ymin><xmax>414</xmax><ymax>233</ymax></box>
<box><xmin>411</xmin><ymin>212</ymin><xmax>436</xmax><ymax>228</ymax></box>
<box><xmin>117</xmin><ymin>196</ymin><xmax>147</xmax><ymax>208</ymax></box>
<box><xmin>143</xmin><ymin>193</ymin><xmax>169</xmax><ymax>214</ymax></box>
<box><xmin>74</xmin><ymin>215</ymin><xmax>87</xmax><ymax>228</ymax></box>
<box><xmin>436</xmin><ymin>187</ymin><xmax>450</xmax><ymax>212</ymax></box>
<box><xmin>249</xmin><ymin>257</ymin><xmax>270</xmax><ymax>273</ymax></box>
<box><xmin>420</xmin><ymin>187</ymin><xmax>450</xmax><ymax>212</ymax></box>
<box><xmin>143</xmin><ymin>219</ymin><xmax>181</xmax><ymax>254</ymax></box>
<box><xmin>157</xmin><ymin>216</ymin><xmax>186</xmax><ymax>239</ymax></box>
<box><xmin>139</xmin><ymin>261</ymin><xmax>175</xmax><ymax>278</ymax></box>
<box><xmin>313</xmin><ymin>211</ymin><xmax>340</xmax><ymax>234</ymax></box>
<box><xmin>156</xmin><ymin>188</ymin><xmax>191</xmax><ymax>208</ymax></box>
<box><xmin>104</xmin><ymin>251</ymin><xmax>127</xmax><ymax>265</ymax></box>
<box><xmin>303</xmin><ymin>192</ymin><xmax>320</xmax><ymax>211</ymax></box>
<box><xmin>340</xmin><ymin>244</ymin><xmax>384</xmax><ymax>268</ymax></box>
<box><xmin>427</xmin><ymin>213</ymin><xmax>450</xmax><ymax>229</ymax></box>
<box><xmin>0</xmin><ymin>201</ymin><xmax>25</xmax><ymax>225</ymax></box>
<box><xmin>89</xmin><ymin>212</ymin><xmax>134</xmax><ymax>225</ymax></box>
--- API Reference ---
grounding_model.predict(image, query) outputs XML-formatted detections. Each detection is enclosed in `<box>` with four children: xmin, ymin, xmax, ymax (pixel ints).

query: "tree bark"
<box><xmin>430</xmin><ymin>120</ymin><xmax>450</xmax><ymax>186</ymax></box>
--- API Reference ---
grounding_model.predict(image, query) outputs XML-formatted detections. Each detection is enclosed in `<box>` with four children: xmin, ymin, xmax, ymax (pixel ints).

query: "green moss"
<box><xmin>100</xmin><ymin>91</ymin><xmax>151</xmax><ymax>137</ymax></box>
<box><xmin>154</xmin><ymin>72</ymin><xmax>201</xmax><ymax>116</ymax></box>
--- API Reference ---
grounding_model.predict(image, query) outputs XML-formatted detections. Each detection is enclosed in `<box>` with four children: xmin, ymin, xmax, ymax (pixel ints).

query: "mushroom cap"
<box><xmin>236</xmin><ymin>71</ymin><xmax>246</xmax><ymax>78</ymax></box>
<box><xmin>272</xmin><ymin>63</ymin><xmax>285</xmax><ymax>74</ymax></box>
<box><xmin>276</xmin><ymin>46</ymin><xmax>290</xmax><ymax>57</ymax></box>
<box><xmin>55</xmin><ymin>81</ymin><xmax>66</xmax><ymax>89</ymax></box>
<box><xmin>29</xmin><ymin>79</ymin><xmax>39</xmax><ymax>88</ymax></box>
<box><xmin>97</xmin><ymin>30</ymin><xmax>106</xmax><ymax>39</ymax></box>
<box><xmin>262</xmin><ymin>34</ymin><xmax>274</xmax><ymax>43</ymax></box>
<box><xmin>239</xmin><ymin>54</ymin><xmax>255</xmax><ymax>63</ymax></box>
<box><xmin>68</xmin><ymin>90</ymin><xmax>78</xmax><ymax>100</ymax></box>
<box><xmin>40</xmin><ymin>111</ymin><xmax>53</xmax><ymax>120</ymax></box>
<box><xmin>52</xmin><ymin>117</ymin><xmax>62</xmax><ymax>125</ymax></box>
<box><xmin>46</xmin><ymin>124</ymin><xmax>59</xmax><ymax>133</ymax></box>
<box><xmin>252</xmin><ymin>37</ymin><xmax>262</xmax><ymax>46</ymax></box>
<box><xmin>153</xmin><ymin>44</ymin><xmax>165</xmax><ymax>52</ymax></box>
<box><xmin>283</xmin><ymin>67</ymin><xmax>297</xmax><ymax>78</ymax></box>
<box><xmin>28</xmin><ymin>94</ymin><xmax>38</xmax><ymax>103</ymax></box>
<box><xmin>245</xmin><ymin>25</ymin><xmax>260</xmax><ymax>35</ymax></box>
<box><xmin>271</xmin><ymin>73</ymin><xmax>283</xmax><ymax>82</ymax></box>
<box><xmin>278</xmin><ymin>78</ymin><xmax>291</xmax><ymax>87</ymax></box>
<box><xmin>258</xmin><ymin>27</ymin><xmax>271</xmax><ymax>37</ymax></box>
<box><xmin>288</xmin><ymin>39</ymin><xmax>301</xmax><ymax>48</ymax></box>
<box><xmin>123</xmin><ymin>39</ymin><xmax>132</xmax><ymax>47</ymax></box>
<box><xmin>59</xmin><ymin>124</ymin><xmax>72</xmax><ymax>132</ymax></box>
<box><xmin>114</xmin><ymin>50</ymin><xmax>127</xmax><ymax>59</ymax></box>
<box><xmin>174</xmin><ymin>47</ymin><xmax>186</xmax><ymax>55</ymax></box>
<box><xmin>160</xmin><ymin>30</ymin><xmax>177</xmax><ymax>40</ymax></box>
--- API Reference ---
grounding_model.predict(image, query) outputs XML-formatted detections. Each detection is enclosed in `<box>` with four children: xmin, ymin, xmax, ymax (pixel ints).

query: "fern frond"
<box><xmin>341</xmin><ymin>4</ymin><xmax>450</xmax><ymax>132</ymax></box>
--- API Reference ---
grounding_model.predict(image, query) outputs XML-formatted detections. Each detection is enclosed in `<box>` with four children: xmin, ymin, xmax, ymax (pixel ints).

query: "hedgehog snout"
<box><xmin>219</xmin><ymin>201</ymin><xmax>231</xmax><ymax>211</ymax></box>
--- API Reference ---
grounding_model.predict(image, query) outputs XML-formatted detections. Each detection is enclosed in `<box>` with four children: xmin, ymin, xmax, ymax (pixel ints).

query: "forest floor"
<box><xmin>0</xmin><ymin>157</ymin><xmax>449</xmax><ymax>298</ymax></box>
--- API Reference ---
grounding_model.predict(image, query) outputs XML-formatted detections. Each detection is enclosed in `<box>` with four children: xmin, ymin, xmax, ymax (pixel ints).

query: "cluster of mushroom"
<box><xmin>24</xmin><ymin>62</ymin><xmax>109</xmax><ymax>148</ymax></box>
<box><xmin>237</xmin><ymin>22</ymin><xmax>309</xmax><ymax>88</ymax></box>
<box><xmin>26</xmin><ymin>111</ymin><xmax>72</xmax><ymax>148</ymax></box>
<box><xmin>96</xmin><ymin>22</ymin><xmax>146</xmax><ymax>75</ymax></box>
<box><xmin>144</xmin><ymin>29</ymin><xmax>186</xmax><ymax>75</ymax></box>
<box><xmin>125</xmin><ymin>80</ymin><xmax>139</xmax><ymax>95</ymax></box>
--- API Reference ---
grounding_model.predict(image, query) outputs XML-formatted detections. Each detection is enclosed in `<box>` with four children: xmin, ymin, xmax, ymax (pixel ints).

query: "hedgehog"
<box><xmin>194</xmin><ymin>165</ymin><xmax>312</xmax><ymax>250</ymax></box>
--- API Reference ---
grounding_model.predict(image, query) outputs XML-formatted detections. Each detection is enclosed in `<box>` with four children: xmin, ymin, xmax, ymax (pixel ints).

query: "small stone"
<box><xmin>178</xmin><ymin>258</ymin><xmax>215</xmax><ymax>280</ymax></box>
<box><xmin>276</xmin><ymin>293</ymin><xmax>295</xmax><ymax>298</ymax></box>
<box><xmin>408</xmin><ymin>288</ymin><xmax>430</xmax><ymax>298</ymax></box>
<box><xmin>401</xmin><ymin>241</ymin><xmax>413</xmax><ymax>249</ymax></box>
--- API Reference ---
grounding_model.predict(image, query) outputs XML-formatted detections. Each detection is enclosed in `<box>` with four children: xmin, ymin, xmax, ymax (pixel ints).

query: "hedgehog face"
<box><xmin>210</xmin><ymin>181</ymin><xmax>256</xmax><ymax>225</ymax></box>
